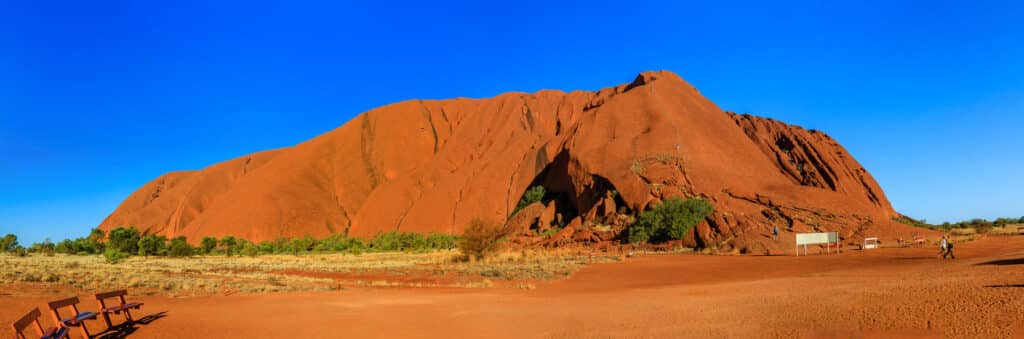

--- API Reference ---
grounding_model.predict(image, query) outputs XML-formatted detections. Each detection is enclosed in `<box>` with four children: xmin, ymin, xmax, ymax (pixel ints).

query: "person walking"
<box><xmin>938</xmin><ymin>235</ymin><xmax>948</xmax><ymax>259</ymax></box>
<box><xmin>772</xmin><ymin>226</ymin><xmax>779</xmax><ymax>241</ymax></box>
<box><xmin>944</xmin><ymin>239</ymin><xmax>955</xmax><ymax>260</ymax></box>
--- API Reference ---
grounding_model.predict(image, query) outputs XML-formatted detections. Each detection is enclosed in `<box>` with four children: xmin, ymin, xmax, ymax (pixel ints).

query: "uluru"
<box><xmin>98</xmin><ymin>70</ymin><xmax>916</xmax><ymax>252</ymax></box>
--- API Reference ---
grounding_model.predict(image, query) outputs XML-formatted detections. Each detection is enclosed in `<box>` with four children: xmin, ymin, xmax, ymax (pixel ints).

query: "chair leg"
<box><xmin>101</xmin><ymin>312</ymin><xmax>113</xmax><ymax>329</ymax></box>
<box><xmin>124</xmin><ymin>309</ymin><xmax>134</xmax><ymax>324</ymax></box>
<box><xmin>77</xmin><ymin>324</ymin><xmax>90</xmax><ymax>339</ymax></box>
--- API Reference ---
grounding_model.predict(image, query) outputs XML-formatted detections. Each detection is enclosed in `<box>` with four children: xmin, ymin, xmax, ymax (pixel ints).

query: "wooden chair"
<box><xmin>94</xmin><ymin>290</ymin><xmax>144</xmax><ymax>329</ymax></box>
<box><xmin>11</xmin><ymin>308</ymin><xmax>69</xmax><ymax>339</ymax></box>
<box><xmin>47</xmin><ymin>297</ymin><xmax>97</xmax><ymax>339</ymax></box>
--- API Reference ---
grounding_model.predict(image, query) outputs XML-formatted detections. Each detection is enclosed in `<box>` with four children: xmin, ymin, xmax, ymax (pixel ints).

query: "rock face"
<box><xmin>99</xmin><ymin>71</ymin><xmax>917</xmax><ymax>250</ymax></box>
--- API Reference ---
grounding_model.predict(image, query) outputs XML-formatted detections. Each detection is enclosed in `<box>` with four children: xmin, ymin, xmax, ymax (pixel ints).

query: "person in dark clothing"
<box><xmin>943</xmin><ymin>239</ymin><xmax>955</xmax><ymax>259</ymax></box>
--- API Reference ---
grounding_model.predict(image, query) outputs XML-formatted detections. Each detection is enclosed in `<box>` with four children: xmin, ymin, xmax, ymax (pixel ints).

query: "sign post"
<box><xmin>795</xmin><ymin>232</ymin><xmax>840</xmax><ymax>256</ymax></box>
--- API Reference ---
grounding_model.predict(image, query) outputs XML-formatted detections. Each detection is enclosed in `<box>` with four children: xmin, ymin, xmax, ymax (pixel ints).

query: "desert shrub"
<box><xmin>256</xmin><ymin>241</ymin><xmax>275</xmax><ymax>254</ymax></box>
<box><xmin>513</xmin><ymin>185</ymin><xmax>546</xmax><ymax>214</ymax></box>
<box><xmin>137</xmin><ymin>235</ymin><xmax>167</xmax><ymax>257</ymax></box>
<box><xmin>108</xmin><ymin>227</ymin><xmax>141</xmax><ymax>254</ymax></box>
<box><xmin>199</xmin><ymin>236</ymin><xmax>218</xmax><ymax>255</ymax></box>
<box><xmin>29</xmin><ymin>239</ymin><xmax>55</xmax><ymax>255</ymax></box>
<box><xmin>368</xmin><ymin>231</ymin><xmax>428</xmax><ymax>252</ymax></box>
<box><xmin>975</xmin><ymin>222</ymin><xmax>994</xmax><ymax>234</ymax></box>
<box><xmin>1</xmin><ymin>233</ymin><xmax>20</xmax><ymax>253</ymax></box>
<box><xmin>219</xmin><ymin>236</ymin><xmax>238</xmax><ymax>256</ymax></box>
<box><xmin>286</xmin><ymin>236</ymin><xmax>317</xmax><ymax>255</ymax></box>
<box><xmin>459</xmin><ymin>218</ymin><xmax>510</xmax><ymax>260</ymax></box>
<box><xmin>315</xmin><ymin>234</ymin><xmax>364</xmax><ymax>252</ymax></box>
<box><xmin>166</xmin><ymin>236</ymin><xmax>194</xmax><ymax>257</ymax></box>
<box><xmin>426</xmin><ymin>233</ymin><xmax>458</xmax><ymax>250</ymax></box>
<box><xmin>104</xmin><ymin>248</ymin><xmax>130</xmax><ymax>264</ymax></box>
<box><xmin>540</xmin><ymin>226</ymin><xmax>562</xmax><ymax>237</ymax></box>
<box><xmin>629</xmin><ymin>197</ymin><xmax>714</xmax><ymax>244</ymax></box>
<box><xmin>239</xmin><ymin>241</ymin><xmax>259</xmax><ymax>257</ymax></box>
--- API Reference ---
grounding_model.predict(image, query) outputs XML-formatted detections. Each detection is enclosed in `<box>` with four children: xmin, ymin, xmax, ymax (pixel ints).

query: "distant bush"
<box><xmin>200</xmin><ymin>236</ymin><xmax>218</xmax><ymax>255</ymax></box>
<box><xmin>166</xmin><ymin>236</ymin><xmax>194</xmax><ymax>257</ymax></box>
<box><xmin>219</xmin><ymin>236</ymin><xmax>238</xmax><ymax>256</ymax></box>
<box><xmin>513</xmin><ymin>185</ymin><xmax>546</xmax><ymax>214</ymax></box>
<box><xmin>239</xmin><ymin>241</ymin><xmax>259</xmax><ymax>257</ymax></box>
<box><xmin>629</xmin><ymin>197</ymin><xmax>714</xmax><ymax>244</ymax></box>
<box><xmin>137</xmin><ymin>235</ymin><xmax>167</xmax><ymax>257</ymax></box>
<box><xmin>459</xmin><ymin>218</ymin><xmax>510</xmax><ymax>260</ymax></box>
<box><xmin>104</xmin><ymin>248</ymin><xmax>130</xmax><ymax>264</ymax></box>
<box><xmin>108</xmin><ymin>227</ymin><xmax>141</xmax><ymax>254</ymax></box>
<box><xmin>1</xmin><ymin>233</ymin><xmax>20</xmax><ymax>253</ymax></box>
<box><xmin>426</xmin><ymin>233</ymin><xmax>458</xmax><ymax>250</ymax></box>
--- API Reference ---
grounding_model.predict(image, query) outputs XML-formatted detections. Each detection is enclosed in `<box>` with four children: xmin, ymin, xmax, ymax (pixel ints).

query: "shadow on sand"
<box><xmin>975</xmin><ymin>258</ymin><xmax>1024</xmax><ymax>266</ymax></box>
<box><xmin>984</xmin><ymin>284</ymin><xmax>1024</xmax><ymax>288</ymax></box>
<box><xmin>93</xmin><ymin>311</ymin><xmax>168</xmax><ymax>339</ymax></box>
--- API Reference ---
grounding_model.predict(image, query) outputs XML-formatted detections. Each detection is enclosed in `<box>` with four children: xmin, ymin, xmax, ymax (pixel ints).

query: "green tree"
<box><xmin>29</xmin><ymin>239</ymin><xmax>55</xmax><ymax>255</ymax></box>
<box><xmin>167</xmin><ymin>236</ymin><xmax>194</xmax><ymax>257</ymax></box>
<box><xmin>104</xmin><ymin>248</ymin><xmax>130</xmax><ymax>264</ymax></box>
<box><xmin>219</xmin><ymin>236</ymin><xmax>238</xmax><ymax>256</ymax></box>
<box><xmin>239</xmin><ymin>241</ymin><xmax>258</xmax><ymax>257</ymax></box>
<box><xmin>628</xmin><ymin>197</ymin><xmax>714</xmax><ymax>244</ymax></box>
<box><xmin>0</xmin><ymin>234</ymin><xmax>19</xmax><ymax>253</ymax></box>
<box><xmin>513</xmin><ymin>185</ymin><xmax>546</xmax><ymax>214</ymax></box>
<box><xmin>137</xmin><ymin>235</ymin><xmax>167</xmax><ymax>257</ymax></box>
<box><xmin>200</xmin><ymin>236</ymin><xmax>218</xmax><ymax>255</ymax></box>
<box><xmin>107</xmin><ymin>227</ymin><xmax>141</xmax><ymax>254</ymax></box>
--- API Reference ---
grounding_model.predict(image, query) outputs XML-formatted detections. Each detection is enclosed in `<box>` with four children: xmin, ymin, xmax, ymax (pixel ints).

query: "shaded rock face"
<box><xmin>100</xmin><ymin>71</ymin><xmax>913</xmax><ymax>249</ymax></box>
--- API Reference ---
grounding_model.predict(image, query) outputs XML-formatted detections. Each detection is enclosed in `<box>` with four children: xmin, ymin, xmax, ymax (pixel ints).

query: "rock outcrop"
<box><xmin>99</xmin><ymin>70</ymin><xmax>918</xmax><ymax>250</ymax></box>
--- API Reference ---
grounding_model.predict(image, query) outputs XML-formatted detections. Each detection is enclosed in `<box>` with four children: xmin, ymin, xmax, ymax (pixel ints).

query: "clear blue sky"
<box><xmin>2</xmin><ymin>1</ymin><xmax>1022</xmax><ymax>244</ymax></box>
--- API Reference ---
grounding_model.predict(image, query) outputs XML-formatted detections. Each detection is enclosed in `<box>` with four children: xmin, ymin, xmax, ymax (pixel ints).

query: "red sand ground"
<box><xmin>3</xmin><ymin>236</ymin><xmax>1023</xmax><ymax>338</ymax></box>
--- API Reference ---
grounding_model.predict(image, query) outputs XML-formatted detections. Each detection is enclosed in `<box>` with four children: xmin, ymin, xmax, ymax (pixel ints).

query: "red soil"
<box><xmin>97</xmin><ymin>71</ymin><xmax>923</xmax><ymax>251</ymax></box>
<box><xmin>4</xmin><ymin>236</ymin><xmax>1023</xmax><ymax>338</ymax></box>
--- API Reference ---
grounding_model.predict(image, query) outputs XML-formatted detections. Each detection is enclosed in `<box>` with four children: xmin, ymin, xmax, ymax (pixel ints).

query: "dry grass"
<box><xmin>0</xmin><ymin>249</ymin><xmax>619</xmax><ymax>297</ymax></box>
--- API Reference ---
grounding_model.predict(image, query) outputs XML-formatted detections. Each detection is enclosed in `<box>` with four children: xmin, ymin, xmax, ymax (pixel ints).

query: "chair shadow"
<box><xmin>93</xmin><ymin>311</ymin><xmax>168</xmax><ymax>339</ymax></box>
<box><xmin>975</xmin><ymin>258</ymin><xmax>1024</xmax><ymax>266</ymax></box>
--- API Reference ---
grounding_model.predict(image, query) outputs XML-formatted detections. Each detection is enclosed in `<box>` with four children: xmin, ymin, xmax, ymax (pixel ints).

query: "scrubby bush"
<box><xmin>513</xmin><ymin>185</ymin><xmax>546</xmax><ymax>214</ymax></box>
<box><xmin>29</xmin><ymin>239</ymin><xmax>56</xmax><ymax>255</ymax></box>
<box><xmin>629</xmin><ymin>197</ymin><xmax>714</xmax><ymax>244</ymax></box>
<box><xmin>239</xmin><ymin>241</ymin><xmax>259</xmax><ymax>257</ymax></box>
<box><xmin>426</xmin><ymin>233</ymin><xmax>458</xmax><ymax>250</ymax></box>
<box><xmin>107</xmin><ymin>227</ymin><xmax>141</xmax><ymax>254</ymax></box>
<box><xmin>104</xmin><ymin>248</ymin><xmax>130</xmax><ymax>264</ymax></box>
<box><xmin>219</xmin><ymin>236</ymin><xmax>238</xmax><ymax>256</ymax></box>
<box><xmin>166</xmin><ymin>236</ymin><xmax>194</xmax><ymax>257</ymax></box>
<box><xmin>459</xmin><ymin>218</ymin><xmax>510</xmax><ymax>260</ymax></box>
<box><xmin>368</xmin><ymin>231</ymin><xmax>428</xmax><ymax>252</ymax></box>
<box><xmin>256</xmin><ymin>241</ymin><xmax>275</xmax><ymax>254</ymax></box>
<box><xmin>199</xmin><ymin>236</ymin><xmax>218</xmax><ymax>255</ymax></box>
<box><xmin>1</xmin><ymin>233</ymin><xmax>19</xmax><ymax>253</ymax></box>
<box><xmin>137</xmin><ymin>235</ymin><xmax>167</xmax><ymax>257</ymax></box>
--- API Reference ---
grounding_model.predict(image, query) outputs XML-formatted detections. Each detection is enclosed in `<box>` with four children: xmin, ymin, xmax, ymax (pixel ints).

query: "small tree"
<box><xmin>459</xmin><ymin>218</ymin><xmax>510</xmax><ymax>260</ymax></box>
<box><xmin>167</xmin><ymin>236</ymin><xmax>194</xmax><ymax>257</ymax></box>
<box><xmin>239</xmin><ymin>241</ymin><xmax>258</xmax><ymax>257</ymax></box>
<box><xmin>0</xmin><ymin>233</ymin><xmax>19</xmax><ymax>253</ymax></box>
<box><xmin>200</xmin><ymin>236</ymin><xmax>218</xmax><ymax>255</ymax></box>
<box><xmin>107</xmin><ymin>227</ymin><xmax>141</xmax><ymax>254</ymax></box>
<box><xmin>137</xmin><ymin>235</ymin><xmax>167</xmax><ymax>257</ymax></box>
<box><xmin>513</xmin><ymin>185</ymin><xmax>546</xmax><ymax>214</ymax></box>
<box><xmin>220</xmin><ymin>236</ymin><xmax>238</xmax><ymax>256</ymax></box>
<box><xmin>628</xmin><ymin>197</ymin><xmax>714</xmax><ymax>244</ymax></box>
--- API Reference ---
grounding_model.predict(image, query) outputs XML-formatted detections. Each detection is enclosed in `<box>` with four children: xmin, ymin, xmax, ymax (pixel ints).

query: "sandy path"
<box><xmin>3</xmin><ymin>237</ymin><xmax>1023</xmax><ymax>338</ymax></box>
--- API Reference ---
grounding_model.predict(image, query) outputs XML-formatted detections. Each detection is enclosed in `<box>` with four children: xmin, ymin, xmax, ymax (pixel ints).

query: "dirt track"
<box><xmin>3</xmin><ymin>236</ymin><xmax>1023</xmax><ymax>338</ymax></box>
